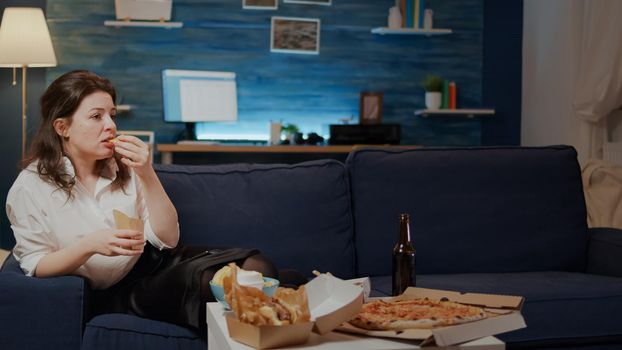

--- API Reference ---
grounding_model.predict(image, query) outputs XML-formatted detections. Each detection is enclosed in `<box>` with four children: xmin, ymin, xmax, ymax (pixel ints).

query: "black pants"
<box><xmin>90</xmin><ymin>244</ymin><xmax>278</xmax><ymax>335</ymax></box>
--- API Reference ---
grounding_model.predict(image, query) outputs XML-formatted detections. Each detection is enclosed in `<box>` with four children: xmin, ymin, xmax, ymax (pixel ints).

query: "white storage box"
<box><xmin>115</xmin><ymin>0</ymin><xmax>172</xmax><ymax>21</ymax></box>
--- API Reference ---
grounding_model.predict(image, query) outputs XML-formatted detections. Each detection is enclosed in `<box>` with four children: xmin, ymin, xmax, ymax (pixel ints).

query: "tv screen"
<box><xmin>162</xmin><ymin>69</ymin><xmax>237</xmax><ymax>123</ymax></box>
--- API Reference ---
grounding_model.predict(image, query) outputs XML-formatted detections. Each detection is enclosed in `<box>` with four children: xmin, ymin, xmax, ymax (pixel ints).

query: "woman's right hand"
<box><xmin>86</xmin><ymin>229</ymin><xmax>145</xmax><ymax>256</ymax></box>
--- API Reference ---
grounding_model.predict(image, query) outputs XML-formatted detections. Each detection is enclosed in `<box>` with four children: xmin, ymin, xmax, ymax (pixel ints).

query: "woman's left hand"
<box><xmin>113</xmin><ymin>135</ymin><xmax>152</xmax><ymax>177</ymax></box>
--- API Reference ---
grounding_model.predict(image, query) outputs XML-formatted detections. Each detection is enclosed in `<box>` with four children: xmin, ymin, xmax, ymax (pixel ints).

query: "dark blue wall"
<box><xmin>46</xmin><ymin>0</ymin><xmax>485</xmax><ymax>146</ymax></box>
<box><xmin>482</xmin><ymin>0</ymin><xmax>522</xmax><ymax>145</ymax></box>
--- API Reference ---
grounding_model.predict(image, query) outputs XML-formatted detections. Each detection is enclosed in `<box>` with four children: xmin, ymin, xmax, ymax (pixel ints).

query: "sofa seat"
<box><xmin>81</xmin><ymin>314</ymin><xmax>204</xmax><ymax>350</ymax></box>
<box><xmin>370</xmin><ymin>272</ymin><xmax>622</xmax><ymax>345</ymax></box>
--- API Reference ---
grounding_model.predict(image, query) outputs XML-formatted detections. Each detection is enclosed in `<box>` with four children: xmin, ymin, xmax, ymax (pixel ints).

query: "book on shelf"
<box><xmin>442</xmin><ymin>80</ymin><xmax>449</xmax><ymax>109</ymax></box>
<box><xmin>414</xmin><ymin>0</ymin><xmax>420</xmax><ymax>29</ymax></box>
<box><xmin>448</xmin><ymin>81</ymin><xmax>457</xmax><ymax>109</ymax></box>
<box><xmin>400</xmin><ymin>0</ymin><xmax>406</xmax><ymax>27</ymax></box>
<box><xmin>406</xmin><ymin>0</ymin><xmax>413</xmax><ymax>28</ymax></box>
<box><xmin>397</xmin><ymin>0</ymin><xmax>428</xmax><ymax>29</ymax></box>
<box><xmin>421</xmin><ymin>0</ymin><xmax>426</xmax><ymax>29</ymax></box>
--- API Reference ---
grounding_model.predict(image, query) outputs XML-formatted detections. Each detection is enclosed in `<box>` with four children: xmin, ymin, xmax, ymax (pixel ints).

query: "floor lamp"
<box><xmin>0</xmin><ymin>7</ymin><xmax>57</xmax><ymax>159</ymax></box>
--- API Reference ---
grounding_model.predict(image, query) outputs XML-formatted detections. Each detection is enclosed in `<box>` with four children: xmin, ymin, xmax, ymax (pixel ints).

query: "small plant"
<box><xmin>422</xmin><ymin>75</ymin><xmax>444</xmax><ymax>92</ymax></box>
<box><xmin>281</xmin><ymin>123</ymin><xmax>300</xmax><ymax>134</ymax></box>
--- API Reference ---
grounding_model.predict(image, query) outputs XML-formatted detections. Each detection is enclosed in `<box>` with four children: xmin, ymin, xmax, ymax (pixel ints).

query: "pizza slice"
<box><xmin>349</xmin><ymin>298</ymin><xmax>487</xmax><ymax>331</ymax></box>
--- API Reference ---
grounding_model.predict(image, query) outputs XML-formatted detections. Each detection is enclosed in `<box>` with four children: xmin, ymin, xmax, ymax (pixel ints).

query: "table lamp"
<box><xmin>0</xmin><ymin>7</ymin><xmax>57</xmax><ymax>158</ymax></box>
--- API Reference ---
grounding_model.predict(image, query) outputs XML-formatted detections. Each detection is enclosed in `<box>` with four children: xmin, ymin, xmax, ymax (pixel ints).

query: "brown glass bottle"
<box><xmin>392</xmin><ymin>213</ymin><xmax>416</xmax><ymax>296</ymax></box>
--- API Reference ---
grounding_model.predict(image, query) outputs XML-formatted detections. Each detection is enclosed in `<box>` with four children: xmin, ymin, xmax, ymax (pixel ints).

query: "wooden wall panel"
<box><xmin>46</xmin><ymin>0</ymin><xmax>483</xmax><ymax>146</ymax></box>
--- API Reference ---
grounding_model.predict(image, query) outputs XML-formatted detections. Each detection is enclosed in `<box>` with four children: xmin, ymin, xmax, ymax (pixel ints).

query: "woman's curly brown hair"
<box><xmin>21</xmin><ymin>70</ymin><xmax>130</xmax><ymax>198</ymax></box>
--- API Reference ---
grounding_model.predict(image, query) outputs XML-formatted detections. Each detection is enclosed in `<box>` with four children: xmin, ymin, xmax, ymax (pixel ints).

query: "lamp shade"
<box><xmin>0</xmin><ymin>7</ymin><xmax>57</xmax><ymax>67</ymax></box>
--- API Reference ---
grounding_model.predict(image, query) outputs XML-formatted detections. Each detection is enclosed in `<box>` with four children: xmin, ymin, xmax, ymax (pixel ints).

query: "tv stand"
<box><xmin>156</xmin><ymin>144</ymin><xmax>421</xmax><ymax>165</ymax></box>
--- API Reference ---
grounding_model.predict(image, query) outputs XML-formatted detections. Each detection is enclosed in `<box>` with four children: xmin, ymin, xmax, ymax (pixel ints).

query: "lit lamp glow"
<box><xmin>0</xmin><ymin>7</ymin><xmax>57</xmax><ymax>158</ymax></box>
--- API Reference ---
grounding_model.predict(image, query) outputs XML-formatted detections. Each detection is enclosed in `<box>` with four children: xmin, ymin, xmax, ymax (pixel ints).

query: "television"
<box><xmin>162</xmin><ymin>69</ymin><xmax>238</xmax><ymax>140</ymax></box>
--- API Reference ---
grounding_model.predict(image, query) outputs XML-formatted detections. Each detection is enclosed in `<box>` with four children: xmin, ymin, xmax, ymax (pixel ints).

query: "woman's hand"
<box><xmin>86</xmin><ymin>229</ymin><xmax>145</xmax><ymax>257</ymax></box>
<box><xmin>114</xmin><ymin>134</ymin><xmax>179</xmax><ymax>249</ymax></box>
<box><xmin>113</xmin><ymin>135</ymin><xmax>152</xmax><ymax>177</ymax></box>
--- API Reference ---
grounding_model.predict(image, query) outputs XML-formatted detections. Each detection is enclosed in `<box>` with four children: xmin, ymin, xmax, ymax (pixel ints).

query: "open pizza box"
<box><xmin>225</xmin><ymin>274</ymin><xmax>364</xmax><ymax>349</ymax></box>
<box><xmin>337</xmin><ymin>287</ymin><xmax>526</xmax><ymax>347</ymax></box>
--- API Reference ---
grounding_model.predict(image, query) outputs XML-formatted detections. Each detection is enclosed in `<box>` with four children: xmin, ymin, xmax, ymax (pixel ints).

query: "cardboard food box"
<box><xmin>113</xmin><ymin>209</ymin><xmax>144</xmax><ymax>231</ymax></box>
<box><xmin>338</xmin><ymin>287</ymin><xmax>526</xmax><ymax>347</ymax></box>
<box><xmin>226</xmin><ymin>274</ymin><xmax>364</xmax><ymax>349</ymax></box>
<box><xmin>346</xmin><ymin>277</ymin><xmax>371</xmax><ymax>301</ymax></box>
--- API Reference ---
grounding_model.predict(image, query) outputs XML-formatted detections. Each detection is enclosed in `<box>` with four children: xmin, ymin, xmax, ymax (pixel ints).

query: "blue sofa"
<box><xmin>1</xmin><ymin>145</ymin><xmax>621</xmax><ymax>349</ymax></box>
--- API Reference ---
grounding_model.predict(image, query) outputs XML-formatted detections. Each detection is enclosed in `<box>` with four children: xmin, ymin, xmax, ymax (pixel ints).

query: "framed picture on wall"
<box><xmin>271</xmin><ymin>17</ymin><xmax>321</xmax><ymax>55</ymax></box>
<box><xmin>359</xmin><ymin>92</ymin><xmax>383</xmax><ymax>125</ymax></box>
<box><xmin>243</xmin><ymin>0</ymin><xmax>278</xmax><ymax>10</ymax></box>
<box><xmin>284</xmin><ymin>0</ymin><xmax>332</xmax><ymax>5</ymax></box>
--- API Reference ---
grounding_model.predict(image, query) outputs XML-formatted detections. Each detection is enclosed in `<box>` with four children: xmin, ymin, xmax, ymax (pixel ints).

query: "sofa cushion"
<box><xmin>155</xmin><ymin>160</ymin><xmax>355</xmax><ymax>279</ymax></box>
<box><xmin>82</xmin><ymin>314</ymin><xmax>204</xmax><ymax>350</ymax></box>
<box><xmin>346</xmin><ymin>146</ymin><xmax>589</xmax><ymax>276</ymax></box>
<box><xmin>369</xmin><ymin>272</ymin><xmax>622</xmax><ymax>344</ymax></box>
<box><xmin>0</xmin><ymin>257</ymin><xmax>86</xmax><ymax>350</ymax></box>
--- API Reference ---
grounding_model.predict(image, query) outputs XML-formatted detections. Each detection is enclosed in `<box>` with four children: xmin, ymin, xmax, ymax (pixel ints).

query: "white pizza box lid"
<box><xmin>337</xmin><ymin>286</ymin><xmax>526</xmax><ymax>347</ymax></box>
<box><xmin>226</xmin><ymin>273</ymin><xmax>364</xmax><ymax>349</ymax></box>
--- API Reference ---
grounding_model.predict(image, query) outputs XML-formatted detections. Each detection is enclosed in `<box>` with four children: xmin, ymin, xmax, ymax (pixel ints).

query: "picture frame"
<box><xmin>243</xmin><ymin>0</ymin><xmax>278</xmax><ymax>10</ymax></box>
<box><xmin>359</xmin><ymin>92</ymin><xmax>383</xmax><ymax>125</ymax></box>
<box><xmin>271</xmin><ymin>17</ymin><xmax>321</xmax><ymax>55</ymax></box>
<box><xmin>284</xmin><ymin>0</ymin><xmax>332</xmax><ymax>6</ymax></box>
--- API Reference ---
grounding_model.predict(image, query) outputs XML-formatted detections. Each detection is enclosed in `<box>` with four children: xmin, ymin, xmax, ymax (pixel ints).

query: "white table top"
<box><xmin>206</xmin><ymin>302</ymin><xmax>505</xmax><ymax>350</ymax></box>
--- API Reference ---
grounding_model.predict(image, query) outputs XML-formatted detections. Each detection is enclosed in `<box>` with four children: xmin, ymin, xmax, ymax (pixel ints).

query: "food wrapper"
<box><xmin>113</xmin><ymin>209</ymin><xmax>144</xmax><ymax>231</ymax></box>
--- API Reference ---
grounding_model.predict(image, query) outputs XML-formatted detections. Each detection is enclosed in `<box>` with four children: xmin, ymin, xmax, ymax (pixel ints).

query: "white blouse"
<box><xmin>6</xmin><ymin>157</ymin><xmax>177</xmax><ymax>289</ymax></box>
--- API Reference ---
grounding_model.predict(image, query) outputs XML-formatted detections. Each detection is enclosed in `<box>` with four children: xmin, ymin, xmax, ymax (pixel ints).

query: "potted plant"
<box><xmin>281</xmin><ymin>123</ymin><xmax>300</xmax><ymax>144</ymax></box>
<box><xmin>422</xmin><ymin>75</ymin><xmax>443</xmax><ymax>110</ymax></box>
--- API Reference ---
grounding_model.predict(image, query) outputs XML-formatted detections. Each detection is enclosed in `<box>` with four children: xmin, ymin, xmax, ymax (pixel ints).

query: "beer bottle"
<box><xmin>392</xmin><ymin>213</ymin><xmax>416</xmax><ymax>296</ymax></box>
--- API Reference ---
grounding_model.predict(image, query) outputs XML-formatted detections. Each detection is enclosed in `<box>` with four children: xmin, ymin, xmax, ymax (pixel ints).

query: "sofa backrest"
<box><xmin>155</xmin><ymin>160</ymin><xmax>356</xmax><ymax>279</ymax></box>
<box><xmin>346</xmin><ymin>146</ymin><xmax>589</xmax><ymax>277</ymax></box>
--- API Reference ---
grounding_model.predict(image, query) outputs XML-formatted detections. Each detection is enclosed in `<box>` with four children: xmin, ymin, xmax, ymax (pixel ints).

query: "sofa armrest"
<box><xmin>0</xmin><ymin>255</ymin><xmax>88</xmax><ymax>350</ymax></box>
<box><xmin>586</xmin><ymin>227</ymin><xmax>622</xmax><ymax>277</ymax></box>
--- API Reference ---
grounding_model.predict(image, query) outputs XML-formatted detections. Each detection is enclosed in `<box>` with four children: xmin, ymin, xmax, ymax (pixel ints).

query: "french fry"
<box><xmin>312</xmin><ymin>270</ymin><xmax>332</xmax><ymax>277</ymax></box>
<box><xmin>224</xmin><ymin>263</ymin><xmax>310</xmax><ymax>326</ymax></box>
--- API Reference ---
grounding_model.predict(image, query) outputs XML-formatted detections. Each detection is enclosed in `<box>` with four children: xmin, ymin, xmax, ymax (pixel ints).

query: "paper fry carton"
<box><xmin>338</xmin><ymin>287</ymin><xmax>526</xmax><ymax>347</ymax></box>
<box><xmin>113</xmin><ymin>209</ymin><xmax>144</xmax><ymax>231</ymax></box>
<box><xmin>226</xmin><ymin>274</ymin><xmax>363</xmax><ymax>349</ymax></box>
<box><xmin>346</xmin><ymin>277</ymin><xmax>371</xmax><ymax>301</ymax></box>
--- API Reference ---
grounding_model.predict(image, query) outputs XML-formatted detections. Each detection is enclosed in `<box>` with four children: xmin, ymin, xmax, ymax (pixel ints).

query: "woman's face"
<box><xmin>59</xmin><ymin>91</ymin><xmax>117</xmax><ymax>162</ymax></box>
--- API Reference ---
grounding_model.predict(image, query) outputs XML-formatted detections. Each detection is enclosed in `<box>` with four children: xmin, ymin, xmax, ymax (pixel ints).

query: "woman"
<box><xmin>6</xmin><ymin>70</ymin><xmax>276</xmax><ymax>334</ymax></box>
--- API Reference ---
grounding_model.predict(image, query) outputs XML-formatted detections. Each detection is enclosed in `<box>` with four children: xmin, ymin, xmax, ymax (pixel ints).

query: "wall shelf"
<box><xmin>371</xmin><ymin>27</ymin><xmax>452</xmax><ymax>35</ymax></box>
<box><xmin>415</xmin><ymin>109</ymin><xmax>495</xmax><ymax>118</ymax></box>
<box><xmin>104</xmin><ymin>20</ymin><xmax>183</xmax><ymax>28</ymax></box>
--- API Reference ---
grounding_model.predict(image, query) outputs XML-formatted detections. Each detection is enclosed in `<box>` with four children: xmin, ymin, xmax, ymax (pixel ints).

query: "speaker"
<box><xmin>329</xmin><ymin>124</ymin><xmax>401</xmax><ymax>145</ymax></box>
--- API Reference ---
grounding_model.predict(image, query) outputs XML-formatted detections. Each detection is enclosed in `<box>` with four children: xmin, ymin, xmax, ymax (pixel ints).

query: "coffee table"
<box><xmin>206</xmin><ymin>303</ymin><xmax>505</xmax><ymax>350</ymax></box>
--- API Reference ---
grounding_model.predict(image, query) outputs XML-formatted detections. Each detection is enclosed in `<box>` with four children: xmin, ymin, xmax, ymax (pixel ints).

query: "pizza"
<box><xmin>349</xmin><ymin>298</ymin><xmax>487</xmax><ymax>330</ymax></box>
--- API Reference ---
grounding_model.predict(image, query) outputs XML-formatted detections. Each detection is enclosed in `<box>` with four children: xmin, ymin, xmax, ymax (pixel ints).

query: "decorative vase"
<box><xmin>425</xmin><ymin>92</ymin><xmax>442</xmax><ymax>110</ymax></box>
<box><xmin>388</xmin><ymin>6</ymin><xmax>402</xmax><ymax>29</ymax></box>
<box><xmin>423</xmin><ymin>9</ymin><xmax>434</xmax><ymax>30</ymax></box>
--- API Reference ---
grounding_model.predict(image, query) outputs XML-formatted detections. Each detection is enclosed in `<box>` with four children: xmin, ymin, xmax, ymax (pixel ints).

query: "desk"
<box><xmin>156</xmin><ymin>144</ymin><xmax>418</xmax><ymax>165</ymax></box>
<box><xmin>206</xmin><ymin>303</ymin><xmax>505</xmax><ymax>350</ymax></box>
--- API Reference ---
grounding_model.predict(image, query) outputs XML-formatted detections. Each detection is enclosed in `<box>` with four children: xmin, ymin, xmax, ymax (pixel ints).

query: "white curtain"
<box><xmin>582</xmin><ymin>159</ymin><xmax>622</xmax><ymax>228</ymax></box>
<box><xmin>573</xmin><ymin>0</ymin><xmax>622</xmax><ymax>160</ymax></box>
